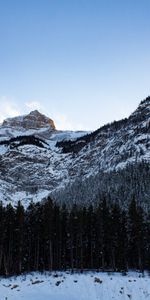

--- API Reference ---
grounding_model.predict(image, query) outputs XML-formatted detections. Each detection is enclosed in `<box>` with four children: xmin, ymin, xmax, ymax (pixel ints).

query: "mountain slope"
<box><xmin>0</xmin><ymin>98</ymin><xmax>150</xmax><ymax>206</ymax></box>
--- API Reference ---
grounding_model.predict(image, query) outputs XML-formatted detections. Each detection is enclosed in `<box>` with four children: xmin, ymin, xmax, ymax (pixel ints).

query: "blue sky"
<box><xmin>0</xmin><ymin>0</ymin><xmax>150</xmax><ymax>130</ymax></box>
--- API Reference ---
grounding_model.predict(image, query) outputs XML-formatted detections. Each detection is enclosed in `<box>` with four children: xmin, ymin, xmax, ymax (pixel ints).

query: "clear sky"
<box><xmin>0</xmin><ymin>0</ymin><xmax>150</xmax><ymax>130</ymax></box>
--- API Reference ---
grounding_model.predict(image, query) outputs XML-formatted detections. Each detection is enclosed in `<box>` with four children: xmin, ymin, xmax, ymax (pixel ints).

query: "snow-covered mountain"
<box><xmin>0</xmin><ymin>97</ymin><xmax>150</xmax><ymax>206</ymax></box>
<box><xmin>0</xmin><ymin>110</ymin><xmax>88</xmax><ymax>205</ymax></box>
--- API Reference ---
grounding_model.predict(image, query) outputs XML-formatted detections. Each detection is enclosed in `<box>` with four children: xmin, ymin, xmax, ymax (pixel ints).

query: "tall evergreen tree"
<box><xmin>14</xmin><ymin>201</ymin><xmax>25</xmax><ymax>274</ymax></box>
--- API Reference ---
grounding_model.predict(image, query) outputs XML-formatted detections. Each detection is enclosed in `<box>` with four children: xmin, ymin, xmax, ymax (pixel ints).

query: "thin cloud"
<box><xmin>0</xmin><ymin>97</ymin><xmax>85</xmax><ymax>131</ymax></box>
<box><xmin>25</xmin><ymin>101</ymin><xmax>43</xmax><ymax>111</ymax></box>
<box><xmin>0</xmin><ymin>97</ymin><xmax>21</xmax><ymax>123</ymax></box>
<box><xmin>51</xmin><ymin>112</ymin><xmax>85</xmax><ymax>131</ymax></box>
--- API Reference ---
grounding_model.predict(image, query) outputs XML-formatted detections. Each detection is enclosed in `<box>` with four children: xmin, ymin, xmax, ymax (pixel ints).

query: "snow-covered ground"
<box><xmin>1</xmin><ymin>271</ymin><xmax>150</xmax><ymax>300</ymax></box>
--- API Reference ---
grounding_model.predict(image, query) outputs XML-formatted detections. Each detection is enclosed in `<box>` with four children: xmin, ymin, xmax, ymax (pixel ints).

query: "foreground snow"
<box><xmin>0</xmin><ymin>271</ymin><xmax>150</xmax><ymax>300</ymax></box>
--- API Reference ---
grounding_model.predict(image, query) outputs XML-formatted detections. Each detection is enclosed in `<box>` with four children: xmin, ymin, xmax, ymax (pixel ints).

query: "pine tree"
<box><xmin>0</xmin><ymin>202</ymin><xmax>5</xmax><ymax>274</ymax></box>
<box><xmin>3</xmin><ymin>204</ymin><xmax>15</xmax><ymax>275</ymax></box>
<box><xmin>60</xmin><ymin>204</ymin><xmax>68</xmax><ymax>270</ymax></box>
<box><xmin>14</xmin><ymin>201</ymin><xmax>25</xmax><ymax>274</ymax></box>
<box><xmin>128</xmin><ymin>198</ymin><xmax>145</xmax><ymax>270</ymax></box>
<box><xmin>42</xmin><ymin>197</ymin><xmax>54</xmax><ymax>271</ymax></box>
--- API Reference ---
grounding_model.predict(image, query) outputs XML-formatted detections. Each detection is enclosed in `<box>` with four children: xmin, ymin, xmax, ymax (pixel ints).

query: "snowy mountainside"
<box><xmin>0</xmin><ymin>110</ymin><xmax>88</xmax><ymax>205</ymax></box>
<box><xmin>0</xmin><ymin>271</ymin><xmax>150</xmax><ymax>300</ymax></box>
<box><xmin>0</xmin><ymin>97</ymin><xmax>150</xmax><ymax>206</ymax></box>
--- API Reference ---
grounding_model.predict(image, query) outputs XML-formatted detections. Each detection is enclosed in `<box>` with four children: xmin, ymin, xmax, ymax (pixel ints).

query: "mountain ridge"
<box><xmin>0</xmin><ymin>96</ymin><xmax>149</xmax><ymax>206</ymax></box>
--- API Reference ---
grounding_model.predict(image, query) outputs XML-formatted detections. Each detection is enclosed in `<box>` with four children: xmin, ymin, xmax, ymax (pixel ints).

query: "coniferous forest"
<box><xmin>0</xmin><ymin>197</ymin><xmax>150</xmax><ymax>276</ymax></box>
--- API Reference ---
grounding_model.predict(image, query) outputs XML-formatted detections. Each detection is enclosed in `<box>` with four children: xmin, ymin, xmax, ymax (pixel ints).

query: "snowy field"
<box><xmin>0</xmin><ymin>271</ymin><xmax>150</xmax><ymax>300</ymax></box>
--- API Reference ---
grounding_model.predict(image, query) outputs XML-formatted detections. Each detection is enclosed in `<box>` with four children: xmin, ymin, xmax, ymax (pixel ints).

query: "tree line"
<box><xmin>0</xmin><ymin>197</ymin><xmax>150</xmax><ymax>276</ymax></box>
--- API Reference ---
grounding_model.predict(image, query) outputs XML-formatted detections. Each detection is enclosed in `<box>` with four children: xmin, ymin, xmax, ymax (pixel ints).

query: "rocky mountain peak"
<box><xmin>2</xmin><ymin>110</ymin><xmax>56</xmax><ymax>130</ymax></box>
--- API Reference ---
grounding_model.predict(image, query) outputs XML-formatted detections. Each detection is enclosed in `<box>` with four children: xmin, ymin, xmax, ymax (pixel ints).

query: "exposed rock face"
<box><xmin>2</xmin><ymin>110</ymin><xmax>56</xmax><ymax>130</ymax></box>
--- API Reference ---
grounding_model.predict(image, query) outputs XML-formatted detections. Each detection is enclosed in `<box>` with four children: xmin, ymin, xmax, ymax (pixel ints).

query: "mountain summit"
<box><xmin>2</xmin><ymin>110</ymin><xmax>56</xmax><ymax>130</ymax></box>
